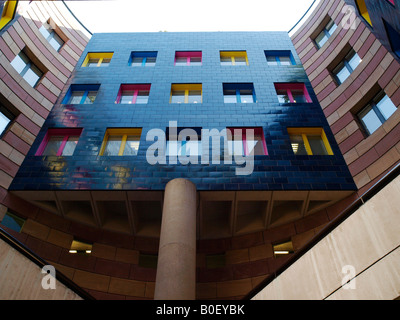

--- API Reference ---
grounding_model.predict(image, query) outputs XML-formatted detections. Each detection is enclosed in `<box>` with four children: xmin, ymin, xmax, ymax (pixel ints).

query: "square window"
<box><xmin>0</xmin><ymin>103</ymin><xmax>16</xmax><ymax>136</ymax></box>
<box><xmin>274</xmin><ymin>83</ymin><xmax>312</xmax><ymax>103</ymax></box>
<box><xmin>226</xmin><ymin>127</ymin><xmax>268</xmax><ymax>156</ymax></box>
<box><xmin>166</xmin><ymin>127</ymin><xmax>202</xmax><ymax>157</ymax></box>
<box><xmin>265</xmin><ymin>50</ymin><xmax>295</xmax><ymax>66</ymax></box>
<box><xmin>63</xmin><ymin>84</ymin><xmax>100</xmax><ymax>104</ymax></box>
<box><xmin>82</xmin><ymin>52</ymin><xmax>113</xmax><ymax>67</ymax></box>
<box><xmin>288</xmin><ymin>128</ymin><xmax>333</xmax><ymax>155</ymax></box>
<box><xmin>220</xmin><ymin>51</ymin><xmax>248</xmax><ymax>66</ymax></box>
<box><xmin>315</xmin><ymin>19</ymin><xmax>338</xmax><ymax>48</ymax></box>
<box><xmin>10</xmin><ymin>51</ymin><xmax>44</xmax><ymax>87</ymax></box>
<box><xmin>116</xmin><ymin>84</ymin><xmax>151</xmax><ymax>104</ymax></box>
<box><xmin>129</xmin><ymin>51</ymin><xmax>157</xmax><ymax>67</ymax></box>
<box><xmin>100</xmin><ymin>128</ymin><xmax>142</xmax><ymax>156</ymax></box>
<box><xmin>223</xmin><ymin>83</ymin><xmax>256</xmax><ymax>103</ymax></box>
<box><xmin>39</xmin><ymin>21</ymin><xmax>65</xmax><ymax>52</ymax></box>
<box><xmin>170</xmin><ymin>84</ymin><xmax>202</xmax><ymax>104</ymax></box>
<box><xmin>174</xmin><ymin>51</ymin><xmax>202</xmax><ymax>66</ymax></box>
<box><xmin>35</xmin><ymin>128</ymin><xmax>82</xmax><ymax>156</ymax></box>
<box><xmin>332</xmin><ymin>50</ymin><xmax>362</xmax><ymax>85</ymax></box>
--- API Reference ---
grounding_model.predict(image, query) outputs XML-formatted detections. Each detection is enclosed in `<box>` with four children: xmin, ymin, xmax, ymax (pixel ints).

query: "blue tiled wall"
<box><xmin>10</xmin><ymin>32</ymin><xmax>356</xmax><ymax>191</ymax></box>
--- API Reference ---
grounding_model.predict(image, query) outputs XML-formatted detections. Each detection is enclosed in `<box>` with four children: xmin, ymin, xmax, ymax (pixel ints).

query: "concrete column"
<box><xmin>154</xmin><ymin>178</ymin><xmax>197</xmax><ymax>300</ymax></box>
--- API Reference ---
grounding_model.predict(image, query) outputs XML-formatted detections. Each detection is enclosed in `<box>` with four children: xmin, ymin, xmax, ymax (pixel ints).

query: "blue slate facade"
<box><xmin>10</xmin><ymin>31</ymin><xmax>356</xmax><ymax>191</ymax></box>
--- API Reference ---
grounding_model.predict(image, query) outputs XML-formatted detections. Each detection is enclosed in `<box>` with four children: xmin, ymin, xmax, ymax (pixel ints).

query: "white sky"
<box><xmin>65</xmin><ymin>0</ymin><xmax>317</xmax><ymax>34</ymax></box>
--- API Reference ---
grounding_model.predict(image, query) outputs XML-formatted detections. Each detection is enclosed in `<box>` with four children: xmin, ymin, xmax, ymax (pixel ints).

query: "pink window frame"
<box><xmin>274</xmin><ymin>83</ymin><xmax>312</xmax><ymax>103</ymax></box>
<box><xmin>174</xmin><ymin>51</ymin><xmax>202</xmax><ymax>66</ymax></box>
<box><xmin>35</xmin><ymin>128</ymin><xmax>82</xmax><ymax>156</ymax></box>
<box><xmin>227</xmin><ymin>127</ymin><xmax>268</xmax><ymax>156</ymax></box>
<box><xmin>115</xmin><ymin>84</ymin><xmax>151</xmax><ymax>104</ymax></box>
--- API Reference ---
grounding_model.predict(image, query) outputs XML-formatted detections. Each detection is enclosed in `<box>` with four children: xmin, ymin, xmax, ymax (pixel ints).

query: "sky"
<box><xmin>65</xmin><ymin>0</ymin><xmax>318</xmax><ymax>34</ymax></box>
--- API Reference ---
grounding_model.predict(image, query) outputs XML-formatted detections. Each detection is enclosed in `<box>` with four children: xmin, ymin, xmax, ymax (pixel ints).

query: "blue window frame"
<box><xmin>129</xmin><ymin>51</ymin><xmax>157</xmax><ymax>67</ymax></box>
<box><xmin>223</xmin><ymin>83</ymin><xmax>256</xmax><ymax>103</ymax></box>
<box><xmin>62</xmin><ymin>84</ymin><xmax>100</xmax><ymax>104</ymax></box>
<box><xmin>265</xmin><ymin>50</ymin><xmax>296</xmax><ymax>66</ymax></box>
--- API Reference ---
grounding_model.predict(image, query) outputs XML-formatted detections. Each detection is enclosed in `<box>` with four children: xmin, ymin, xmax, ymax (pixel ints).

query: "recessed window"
<box><xmin>115</xmin><ymin>84</ymin><xmax>150</xmax><ymax>104</ymax></box>
<box><xmin>226</xmin><ymin>127</ymin><xmax>268</xmax><ymax>156</ymax></box>
<box><xmin>10</xmin><ymin>51</ymin><xmax>44</xmax><ymax>87</ymax></box>
<box><xmin>170</xmin><ymin>84</ymin><xmax>202</xmax><ymax>104</ymax></box>
<box><xmin>383</xmin><ymin>19</ymin><xmax>400</xmax><ymax>58</ymax></box>
<box><xmin>0</xmin><ymin>211</ymin><xmax>25</xmax><ymax>233</ymax></box>
<box><xmin>387</xmin><ymin>0</ymin><xmax>395</xmax><ymax>5</ymax></box>
<box><xmin>357</xmin><ymin>92</ymin><xmax>397</xmax><ymax>135</ymax></box>
<box><xmin>39</xmin><ymin>22</ymin><xmax>64</xmax><ymax>52</ymax></box>
<box><xmin>265</xmin><ymin>50</ymin><xmax>295</xmax><ymax>65</ymax></box>
<box><xmin>35</xmin><ymin>128</ymin><xmax>82</xmax><ymax>156</ymax></box>
<box><xmin>166</xmin><ymin>127</ymin><xmax>202</xmax><ymax>156</ymax></box>
<box><xmin>69</xmin><ymin>239</ymin><xmax>92</xmax><ymax>255</ymax></box>
<box><xmin>0</xmin><ymin>0</ymin><xmax>18</xmax><ymax>30</ymax></box>
<box><xmin>100</xmin><ymin>128</ymin><xmax>142</xmax><ymax>156</ymax></box>
<box><xmin>129</xmin><ymin>51</ymin><xmax>157</xmax><ymax>67</ymax></box>
<box><xmin>175</xmin><ymin>51</ymin><xmax>202</xmax><ymax>66</ymax></box>
<box><xmin>274</xmin><ymin>83</ymin><xmax>312</xmax><ymax>103</ymax></box>
<box><xmin>0</xmin><ymin>103</ymin><xmax>15</xmax><ymax>136</ymax></box>
<box><xmin>273</xmin><ymin>240</ymin><xmax>294</xmax><ymax>257</ymax></box>
<box><xmin>355</xmin><ymin>0</ymin><xmax>372</xmax><ymax>26</ymax></box>
<box><xmin>82</xmin><ymin>52</ymin><xmax>113</xmax><ymax>67</ymax></box>
<box><xmin>62</xmin><ymin>84</ymin><xmax>100</xmax><ymax>104</ymax></box>
<box><xmin>315</xmin><ymin>20</ymin><xmax>337</xmax><ymax>48</ymax></box>
<box><xmin>332</xmin><ymin>50</ymin><xmax>362</xmax><ymax>84</ymax></box>
<box><xmin>223</xmin><ymin>83</ymin><xmax>256</xmax><ymax>103</ymax></box>
<box><xmin>288</xmin><ymin>128</ymin><xmax>334</xmax><ymax>156</ymax></box>
<box><xmin>220</xmin><ymin>51</ymin><xmax>248</xmax><ymax>66</ymax></box>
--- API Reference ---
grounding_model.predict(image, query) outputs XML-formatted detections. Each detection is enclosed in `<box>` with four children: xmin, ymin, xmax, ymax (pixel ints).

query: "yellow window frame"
<box><xmin>99</xmin><ymin>128</ymin><xmax>142</xmax><ymax>156</ymax></box>
<box><xmin>170</xmin><ymin>84</ymin><xmax>202</xmax><ymax>103</ymax></box>
<box><xmin>355</xmin><ymin>0</ymin><xmax>372</xmax><ymax>26</ymax></box>
<box><xmin>287</xmin><ymin>127</ymin><xmax>334</xmax><ymax>155</ymax></box>
<box><xmin>0</xmin><ymin>0</ymin><xmax>18</xmax><ymax>30</ymax></box>
<box><xmin>82</xmin><ymin>52</ymin><xmax>114</xmax><ymax>67</ymax></box>
<box><xmin>220</xmin><ymin>51</ymin><xmax>249</xmax><ymax>66</ymax></box>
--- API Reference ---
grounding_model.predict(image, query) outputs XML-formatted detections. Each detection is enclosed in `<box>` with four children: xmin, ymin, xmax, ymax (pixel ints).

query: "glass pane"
<box><xmin>83</xmin><ymin>91</ymin><xmax>97</xmax><ymax>104</ymax></box>
<box><xmin>376</xmin><ymin>94</ymin><xmax>397</xmax><ymax>120</ymax></box>
<box><xmin>186</xmin><ymin>140</ymin><xmax>201</xmax><ymax>156</ymax></box>
<box><xmin>247</xmin><ymin>135</ymin><xmax>265</xmax><ymax>155</ymax></box>
<box><xmin>290</xmin><ymin>135</ymin><xmax>308</xmax><ymax>155</ymax></box>
<box><xmin>175</xmin><ymin>57</ymin><xmax>187</xmax><ymax>66</ymax></box>
<box><xmin>104</xmin><ymin>136</ymin><xmax>122</xmax><ymax>156</ymax></box>
<box><xmin>359</xmin><ymin>106</ymin><xmax>382</xmax><ymax>135</ymax></box>
<box><xmin>0</xmin><ymin>212</ymin><xmax>25</xmax><ymax>232</ymax></box>
<box><xmin>235</xmin><ymin>56</ymin><xmax>247</xmax><ymax>66</ymax></box>
<box><xmin>347</xmin><ymin>52</ymin><xmax>361</xmax><ymax>71</ymax></box>
<box><xmin>136</xmin><ymin>90</ymin><xmax>149</xmax><ymax>104</ymax></box>
<box><xmin>240</xmin><ymin>90</ymin><xmax>254</xmax><ymax>103</ymax></box>
<box><xmin>131</xmin><ymin>57</ymin><xmax>143</xmax><ymax>66</ymax></box>
<box><xmin>307</xmin><ymin>135</ymin><xmax>328</xmax><ymax>155</ymax></box>
<box><xmin>123</xmin><ymin>136</ymin><xmax>140</xmax><ymax>155</ymax></box>
<box><xmin>228</xmin><ymin>140</ymin><xmax>244</xmax><ymax>156</ymax></box>
<box><xmin>335</xmin><ymin>64</ymin><xmax>351</xmax><ymax>84</ymax></box>
<box><xmin>316</xmin><ymin>31</ymin><xmax>328</xmax><ymax>48</ymax></box>
<box><xmin>279</xmin><ymin>56</ymin><xmax>292</xmax><ymax>66</ymax></box>
<box><xmin>100</xmin><ymin>58</ymin><xmax>111</xmax><ymax>67</ymax></box>
<box><xmin>87</xmin><ymin>58</ymin><xmax>99</xmax><ymax>67</ymax></box>
<box><xmin>120</xmin><ymin>90</ymin><xmax>135</xmax><ymax>104</ymax></box>
<box><xmin>167</xmin><ymin>141</ymin><xmax>179</xmax><ymax>156</ymax></box>
<box><xmin>190</xmin><ymin>57</ymin><xmax>202</xmax><ymax>66</ymax></box>
<box><xmin>171</xmin><ymin>91</ymin><xmax>185</xmax><ymax>103</ymax></box>
<box><xmin>326</xmin><ymin>21</ymin><xmax>337</xmax><ymax>35</ymax></box>
<box><xmin>220</xmin><ymin>56</ymin><xmax>232</xmax><ymax>65</ymax></box>
<box><xmin>39</xmin><ymin>25</ymin><xmax>51</xmax><ymax>39</ymax></box>
<box><xmin>23</xmin><ymin>65</ymin><xmax>42</xmax><ymax>87</ymax></box>
<box><xmin>69</xmin><ymin>91</ymin><xmax>84</xmax><ymax>104</ymax></box>
<box><xmin>266</xmin><ymin>56</ymin><xmax>278</xmax><ymax>65</ymax></box>
<box><xmin>49</xmin><ymin>33</ymin><xmax>64</xmax><ymax>51</ymax></box>
<box><xmin>62</xmin><ymin>136</ymin><xmax>79</xmax><ymax>156</ymax></box>
<box><xmin>188</xmin><ymin>90</ymin><xmax>201</xmax><ymax>103</ymax></box>
<box><xmin>0</xmin><ymin>112</ymin><xmax>11</xmax><ymax>135</ymax></box>
<box><xmin>291</xmin><ymin>89</ymin><xmax>307</xmax><ymax>103</ymax></box>
<box><xmin>224</xmin><ymin>90</ymin><xmax>237</xmax><ymax>103</ymax></box>
<box><xmin>11</xmin><ymin>53</ymin><xmax>28</xmax><ymax>74</ymax></box>
<box><xmin>42</xmin><ymin>136</ymin><xmax>64</xmax><ymax>156</ymax></box>
<box><xmin>145</xmin><ymin>56</ymin><xmax>156</xmax><ymax>66</ymax></box>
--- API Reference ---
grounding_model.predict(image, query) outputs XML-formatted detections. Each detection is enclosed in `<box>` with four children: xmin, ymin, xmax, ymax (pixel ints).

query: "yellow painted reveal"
<box><xmin>287</xmin><ymin>127</ymin><xmax>334</xmax><ymax>156</ymax></box>
<box><xmin>0</xmin><ymin>1</ymin><xmax>18</xmax><ymax>30</ymax></box>
<box><xmin>356</xmin><ymin>0</ymin><xmax>372</xmax><ymax>26</ymax></box>
<box><xmin>99</xmin><ymin>128</ymin><xmax>142</xmax><ymax>156</ymax></box>
<box><xmin>220</xmin><ymin>51</ymin><xmax>249</xmax><ymax>65</ymax></box>
<box><xmin>82</xmin><ymin>52</ymin><xmax>114</xmax><ymax>67</ymax></box>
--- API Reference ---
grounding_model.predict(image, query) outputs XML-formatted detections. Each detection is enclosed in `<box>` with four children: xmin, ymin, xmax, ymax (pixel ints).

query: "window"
<box><xmin>357</xmin><ymin>92</ymin><xmax>397</xmax><ymax>135</ymax></box>
<box><xmin>10</xmin><ymin>51</ymin><xmax>43</xmax><ymax>87</ymax></box>
<box><xmin>115</xmin><ymin>84</ymin><xmax>150</xmax><ymax>104</ymax></box>
<box><xmin>355</xmin><ymin>0</ymin><xmax>372</xmax><ymax>26</ymax></box>
<box><xmin>82</xmin><ymin>52</ymin><xmax>113</xmax><ymax>67</ymax></box>
<box><xmin>265</xmin><ymin>50</ymin><xmax>295</xmax><ymax>66</ymax></box>
<box><xmin>226</xmin><ymin>127</ymin><xmax>268</xmax><ymax>156</ymax></box>
<box><xmin>129</xmin><ymin>51</ymin><xmax>157</xmax><ymax>67</ymax></box>
<box><xmin>223</xmin><ymin>83</ymin><xmax>256</xmax><ymax>103</ymax></box>
<box><xmin>383</xmin><ymin>19</ymin><xmax>400</xmax><ymax>58</ymax></box>
<box><xmin>0</xmin><ymin>103</ymin><xmax>15</xmax><ymax>136</ymax></box>
<box><xmin>35</xmin><ymin>128</ymin><xmax>82</xmax><ymax>156</ymax></box>
<box><xmin>69</xmin><ymin>239</ymin><xmax>92</xmax><ymax>255</ymax></box>
<box><xmin>274</xmin><ymin>83</ymin><xmax>312</xmax><ymax>103</ymax></box>
<box><xmin>39</xmin><ymin>22</ymin><xmax>64</xmax><ymax>52</ymax></box>
<box><xmin>175</xmin><ymin>51</ymin><xmax>202</xmax><ymax>66</ymax></box>
<box><xmin>315</xmin><ymin>20</ymin><xmax>337</xmax><ymax>48</ymax></box>
<box><xmin>0</xmin><ymin>0</ymin><xmax>18</xmax><ymax>30</ymax></box>
<box><xmin>100</xmin><ymin>128</ymin><xmax>142</xmax><ymax>156</ymax></box>
<box><xmin>62</xmin><ymin>84</ymin><xmax>100</xmax><ymax>104</ymax></box>
<box><xmin>220</xmin><ymin>51</ymin><xmax>248</xmax><ymax>66</ymax></box>
<box><xmin>288</xmin><ymin>128</ymin><xmax>333</xmax><ymax>156</ymax></box>
<box><xmin>166</xmin><ymin>127</ymin><xmax>202</xmax><ymax>157</ymax></box>
<box><xmin>387</xmin><ymin>0</ymin><xmax>395</xmax><ymax>6</ymax></box>
<box><xmin>170</xmin><ymin>84</ymin><xmax>202</xmax><ymax>104</ymax></box>
<box><xmin>332</xmin><ymin>50</ymin><xmax>362</xmax><ymax>84</ymax></box>
<box><xmin>0</xmin><ymin>211</ymin><xmax>25</xmax><ymax>232</ymax></box>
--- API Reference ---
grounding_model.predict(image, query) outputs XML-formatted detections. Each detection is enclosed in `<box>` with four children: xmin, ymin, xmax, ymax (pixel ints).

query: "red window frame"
<box><xmin>174</xmin><ymin>51</ymin><xmax>202</xmax><ymax>66</ymax></box>
<box><xmin>226</xmin><ymin>127</ymin><xmax>268</xmax><ymax>156</ymax></box>
<box><xmin>274</xmin><ymin>83</ymin><xmax>312</xmax><ymax>103</ymax></box>
<box><xmin>35</xmin><ymin>128</ymin><xmax>82</xmax><ymax>156</ymax></box>
<box><xmin>115</xmin><ymin>84</ymin><xmax>151</xmax><ymax>104</ymax></box>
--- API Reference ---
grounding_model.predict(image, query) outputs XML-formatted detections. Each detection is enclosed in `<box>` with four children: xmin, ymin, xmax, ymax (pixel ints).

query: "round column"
<box><xmin>154</xmin><ymin>178</ymin><xmax>197</xmax><ymax>300</ymax></box>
